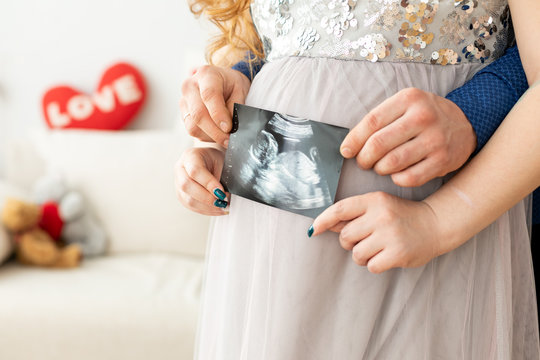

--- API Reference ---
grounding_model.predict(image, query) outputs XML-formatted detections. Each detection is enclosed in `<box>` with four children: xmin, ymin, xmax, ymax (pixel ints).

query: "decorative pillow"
<box><xmin>42</xmin><ymin>62</ymin><xmax>146</xmax><ymax>130</ymax></box>
<box><xmin>0</xmin><ymin>181</ymin><xmax>30</xmax><ymax>264</ymax></box>
<box><xmin>27</xmin><ymin>129</ymin><xmax>210</xmax><ymax>258</ymax></box>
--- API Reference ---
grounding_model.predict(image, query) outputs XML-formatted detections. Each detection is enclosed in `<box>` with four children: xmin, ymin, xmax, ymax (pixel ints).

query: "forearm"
<box><xmin>425</xmin><ymin>82</ymin><xmax>540</xmax><ymax>255</ymax></box>
<box><xmin>431</xmin><ymin>0</ymin><xmax>540</xmax><ymax>248</ymax></box>
<box><xmin>509</xmin><ymin>0</ymin><xmax>540</xmax><ymax>85</ymax></box>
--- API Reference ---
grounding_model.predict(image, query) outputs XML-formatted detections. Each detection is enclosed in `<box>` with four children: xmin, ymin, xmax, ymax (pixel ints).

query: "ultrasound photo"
<box><xmin>220</xmin><ymin>104</ymin><xmax>349</xmax><ymax>218</ymax></box>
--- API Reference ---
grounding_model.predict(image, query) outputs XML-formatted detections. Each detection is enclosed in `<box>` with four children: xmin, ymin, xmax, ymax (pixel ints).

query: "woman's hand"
<box><xmin>180</xmin><ymin>65</ymin><xmax>251</xmax><ymax>147</ymax></box>
<box><xmin>174</xmin><ymin>146</ymin><xmax>230</xmax><ymax>216</ymax></box>
<box><xmin>310</xmin><ymin>192</ymin><xmax>443</xmax><ymax>274</ymax></box>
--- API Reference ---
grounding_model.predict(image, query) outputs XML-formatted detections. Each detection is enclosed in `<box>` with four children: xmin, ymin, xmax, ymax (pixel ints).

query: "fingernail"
<box><xmin>214</xmin><ymin>199</ymin><xmax>228</xmax><ymax>208</ymax></box>
<box><xmin>307</xmin><ymin>224</ymin><xmax>314</xmax><ymax>238</ymax></box>
<box><xmin>214</xmin><ymin>188</ymin><xmax>226</xmax><ymax>200</ymax></box>
<box><xmin>341</xmin><ymin>147</ymin><xmax>352</xmax><ymax>158</ymax></box>
<box><xmin>220</xmin><ymin>122</ymin><xmax>228</xmax><ymax>132</ymax></box>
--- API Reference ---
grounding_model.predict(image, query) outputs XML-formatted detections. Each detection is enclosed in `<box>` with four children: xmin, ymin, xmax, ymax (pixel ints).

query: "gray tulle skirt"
<box><xmin>195</xmin><ymin>57</ymin><xmax>539</xmax><ymax>359</ymax></box>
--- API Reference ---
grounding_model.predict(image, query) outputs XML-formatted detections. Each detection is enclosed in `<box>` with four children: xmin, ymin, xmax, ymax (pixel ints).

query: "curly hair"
<box><xmin>188</xmin><ymin>0</ymin><xmax>264</xmax><ymax>67</ymax></box>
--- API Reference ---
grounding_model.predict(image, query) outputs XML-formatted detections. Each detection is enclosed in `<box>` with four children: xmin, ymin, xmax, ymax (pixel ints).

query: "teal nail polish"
<box><xmin>214</xmin><ymin>188</ymin><xmax>226</xmax><ymax>200</ymax></box>
<box><xmin>214</xmin><ymin>199</ymin><xmax>228</xmax><ymax>208</ymax></box>
<box><xmin>307</xmin><ymin>225</ymin><xmax>314</xmax><ymax>238</ymax></box>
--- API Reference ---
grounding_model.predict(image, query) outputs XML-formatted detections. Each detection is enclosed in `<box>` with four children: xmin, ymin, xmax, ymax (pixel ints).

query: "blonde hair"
<box><xmin>188</xmin><ymin>0</ymin><xmax>264</xmax><ymax>67</ymax></box>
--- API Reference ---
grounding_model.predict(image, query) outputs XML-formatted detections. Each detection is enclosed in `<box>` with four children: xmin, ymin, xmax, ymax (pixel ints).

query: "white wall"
<box><xmin>0</xmin><ymin>0</ymin><xmax>211</xmax><ymax>175</ymax></box>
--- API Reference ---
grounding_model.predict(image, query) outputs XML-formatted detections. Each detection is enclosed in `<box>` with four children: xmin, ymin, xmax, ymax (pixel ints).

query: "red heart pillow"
<box><xmin>42</xmin><ymin>62</ymin><xmax>146</xmax><ymax>130</ymax></box>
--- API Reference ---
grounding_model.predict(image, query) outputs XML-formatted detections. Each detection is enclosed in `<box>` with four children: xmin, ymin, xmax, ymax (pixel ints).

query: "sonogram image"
<box><xmin>220</xmin><ymin>104</ymin><xmax>348</xmax><ymax>218</ymax></box>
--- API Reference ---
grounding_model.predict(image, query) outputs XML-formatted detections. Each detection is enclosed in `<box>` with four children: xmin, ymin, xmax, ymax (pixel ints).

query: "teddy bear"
<box><xmin>1</xmin><ymin>198</ymin><xmax>82</xmax><ymax>268</ymax></box>
<box><xmin>32</xmin><ymin>173</ymin><xmax>107</xmax><ymax>257</ymax></box>
<box><xmin>0</xmin><ymin>173</ymin><xmax>107</xmax><ymax>268</ymax></box>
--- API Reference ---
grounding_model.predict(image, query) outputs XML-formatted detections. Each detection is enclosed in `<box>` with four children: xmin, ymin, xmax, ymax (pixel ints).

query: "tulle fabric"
<box><xmin>195</xmin><ymin>57</ymin><xmax>539</xmax><ymax>359</ymax></box>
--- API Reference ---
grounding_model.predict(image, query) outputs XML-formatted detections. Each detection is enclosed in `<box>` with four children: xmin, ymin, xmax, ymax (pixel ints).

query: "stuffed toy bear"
<box><xmin>32</xmin><ymin>173</ymin><xmax>107</xmax><ymax>257</ymax></box>
<box><xmin>1</xmin><ymin>198</ymin><xmax>82</xmax><ymax>268</ymax></box>
<box><xmin>0</xmin><ymin>174</ymin><xmax>107</xmax><ymax>268</ymax></box>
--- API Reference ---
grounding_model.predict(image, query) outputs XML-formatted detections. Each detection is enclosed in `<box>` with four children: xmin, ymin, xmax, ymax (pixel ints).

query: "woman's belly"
<box><xmin>244</xmin><ymin>56</ymin><xmax>481</xmax><ymax>201</ymax></box>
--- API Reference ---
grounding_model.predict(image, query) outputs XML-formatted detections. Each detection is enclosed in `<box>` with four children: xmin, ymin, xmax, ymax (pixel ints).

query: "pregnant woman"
<box><xmin>177</xmin><ymin>0</ymin><xmax>539</xmax><ymax>358</ymax></box>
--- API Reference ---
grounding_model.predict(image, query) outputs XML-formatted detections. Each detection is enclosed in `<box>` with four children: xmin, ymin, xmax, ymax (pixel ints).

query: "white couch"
<box><xmin>0</xmin><ymin>130</ymin><xmax>211</xmax><ymax>360</ymax></box>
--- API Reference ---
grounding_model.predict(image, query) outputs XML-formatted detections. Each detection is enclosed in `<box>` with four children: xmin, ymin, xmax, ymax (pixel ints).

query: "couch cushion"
<box><xmin>0</xmin><ymin>254</ymin><xmax>203</xmax><ymax>360</ymax></box>
<box><xmin>5</xmin><ymin>130</ymin><xmax>211</xmax><ymax>258</ymax></box>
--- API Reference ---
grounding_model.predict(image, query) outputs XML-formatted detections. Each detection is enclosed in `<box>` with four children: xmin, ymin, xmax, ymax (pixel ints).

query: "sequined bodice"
<box><xmin>251</xmin><ymin>0</ymin><xmax>512</xmax><ymax>65</ymax></box>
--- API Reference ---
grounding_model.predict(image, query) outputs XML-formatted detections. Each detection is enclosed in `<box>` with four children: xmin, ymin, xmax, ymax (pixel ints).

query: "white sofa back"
<box><xmin>4</xmin><ymin>130</ymin><xmax>210</xmax><ymax>258</ymax></box>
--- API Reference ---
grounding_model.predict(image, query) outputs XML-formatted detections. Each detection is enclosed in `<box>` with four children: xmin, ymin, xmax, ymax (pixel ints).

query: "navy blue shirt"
<box><xmin>233</xmin><ymin>47</ymin><xmax>539</xmax><ymax>225</ymax></box>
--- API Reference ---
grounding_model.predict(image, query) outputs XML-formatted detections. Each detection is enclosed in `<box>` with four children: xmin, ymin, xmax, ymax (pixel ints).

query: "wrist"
<box><xmin>232</xmin><ymin>67</ymin><xmax>251</xmax><ymax>83</ymax></box>
<box><xmin>445</xmin><ymin>98</ymin><xmax>477</xmax><ymax>157</ymax></box>
<box><xmin>226</xmin><ymin>67</ymin><xmax>251</xmax><ymax>98</ymax></box>
<box><xmin>236</xmin><ymin>70</ymin><xmax>251</xmax><ymax>91</ymax></box>
<box><xmin>231</xmin><ymin>61</ymin><xmax>258</xmax><ymax>83</ymax></box>
<box><xmin>419</xmin><ymin>199</ymin><xmax>446</xmax><ymax>259</ymax></box>
<box><xmin>194</xmin><ymin>139</ymin><xmax>226</xmax><ymax>153</ymax></box>
<box><xmin>422</xmin><ymin>192</ymin><xmax>471</xmax><ymax>257</ymax></box>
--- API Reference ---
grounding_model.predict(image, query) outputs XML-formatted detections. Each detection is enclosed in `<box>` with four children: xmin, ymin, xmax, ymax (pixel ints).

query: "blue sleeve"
<box><xmin>231</xmin><ymin>52</ymin><xmax>265</xmax><ymax>81</ymax></box>
<box><xmin>446</xmin><ymin>46</ymin><xmax>529</xmax><ymax>152</ymax></box>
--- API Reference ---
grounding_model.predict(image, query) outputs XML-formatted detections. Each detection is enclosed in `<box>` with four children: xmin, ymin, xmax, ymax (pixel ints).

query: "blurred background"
<box><xmin>0</xmin><ymin>1</ymin><xmax>215</xmax><ymax>359</ymax></box>
<box><xmin>0</xmin><ymin>0</ymin><xmax>208</xmax><ymax>173</ymax></box>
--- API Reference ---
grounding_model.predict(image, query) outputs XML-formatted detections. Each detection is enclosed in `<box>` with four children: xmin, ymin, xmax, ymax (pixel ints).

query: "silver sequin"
<box><xmin>364</xmin><ymin>0</ymin><xmax>402</xmax><ymax>31</ymax></box>
<box><xmin>250</xmin><ymin>0</ymin><xmax>512</xmax><ymax>65</ymax></box>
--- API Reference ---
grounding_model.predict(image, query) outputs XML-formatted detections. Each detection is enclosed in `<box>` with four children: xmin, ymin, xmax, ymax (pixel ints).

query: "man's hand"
<box><xmin>340</xmin><ymin>88</ymin><xmax>477</xmax><ymax>187</ymax></box>
<box><xmin>180</xmin><ymin>65</ymin><xmax>251</xmax><ymax>147</ymax></box>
